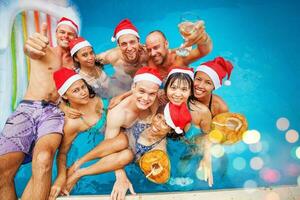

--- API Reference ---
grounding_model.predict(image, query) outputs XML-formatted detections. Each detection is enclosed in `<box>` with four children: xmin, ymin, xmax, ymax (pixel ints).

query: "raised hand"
<box><xmin>181</xmin><ymin>20</ymin><xmax>209</xmax><ymax>48</ymax></box>
<box><xmin>24</xmin><ymin>22</ymin><xmax>49</xmax><ymax>59</ymax></box>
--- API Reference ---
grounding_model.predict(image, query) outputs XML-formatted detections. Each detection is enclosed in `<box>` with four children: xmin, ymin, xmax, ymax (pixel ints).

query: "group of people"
<box><xmin>0</xmin><ymin>15</ymin><xmax>233</xmax><ymax>200</ymax></box>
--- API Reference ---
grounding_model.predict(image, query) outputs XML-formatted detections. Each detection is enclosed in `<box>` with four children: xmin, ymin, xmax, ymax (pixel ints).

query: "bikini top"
<box><xmin>129</xmin><ymin>121</ymin><xmax>165</xmax><ymax>161</ymax></box>
<box><xmin>78</xmin><ymin>98</ymin><xmax>109</xmax><ymax>135</ymax></box>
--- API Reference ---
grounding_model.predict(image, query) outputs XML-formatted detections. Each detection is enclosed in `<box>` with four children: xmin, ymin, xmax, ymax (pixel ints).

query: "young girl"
<box><xmin>194</xmin><ymin>57</ymin><xmax>233</xmax><ymax>117</ymax></box>
<box><xmin>164</xmin><ymin>67</ymin><xmax>213</xmax><ymax>187</ymax></box>
<box><xmin>49</xmin><ymin>68</ymin><xmax>130</xmax><ymax>199</ymax></box>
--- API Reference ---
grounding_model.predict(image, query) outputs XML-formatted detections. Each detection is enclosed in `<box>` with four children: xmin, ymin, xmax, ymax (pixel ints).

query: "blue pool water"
<box><xmin>15</xmin><ymin>0</ymin><xmax>300</xmax><ymax>196</ymax></box>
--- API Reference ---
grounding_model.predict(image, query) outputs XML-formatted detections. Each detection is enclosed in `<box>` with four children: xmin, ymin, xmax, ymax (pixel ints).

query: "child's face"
<box><xmin>167</xmin><ymin>79</ymin><xmax>191</xmax><ymax>105</ymax></box>
<box><xmin>150</xmin><ymin>113</ymin><xmax>171</xmax><ymax>136</ymax></box>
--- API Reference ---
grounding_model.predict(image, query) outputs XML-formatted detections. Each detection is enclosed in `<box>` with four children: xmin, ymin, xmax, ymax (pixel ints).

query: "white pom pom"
<box><xmin>175</xmin><ymin>127</ymin><xmax>183</xmax><ymax>134</ymax></box>
<box><xmin>224</xmin><ymin>80</ymin><xmax>231</xmax><ymax>86</ymax></box>
<box><xmin>111</xmin><ymin>36</ymin><xmax>116</xmax><ymax>42</ymax></box>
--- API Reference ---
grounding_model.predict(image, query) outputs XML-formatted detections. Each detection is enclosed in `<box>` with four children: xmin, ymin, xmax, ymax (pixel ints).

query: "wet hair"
<box><xmin>62</xmin><ymin>79</ymin><xmax>96</xmax><ymax>103</ymax></box>
<box><xmin>72</xmin><ymin>47</ymin><xmax>102</xmax><ymax>69</ymax></box>
<box><xmin>164</xmin><ymin>72</ymin><xmax>194</xmax><ymax>99</ymax></box>
<box><xmin>163</xmin><ymin>72</ymin><xmax>194</xmax><ymax>140</ymax></box>
<box><xmin>148</xmin><ymin>30</ymin><xmax>167</xmax><ymax>40</ymax></box>
<box><xmin>188</xmin><ymin>71</ymin><xmax>213</xmax><ymax>109</ymax></box>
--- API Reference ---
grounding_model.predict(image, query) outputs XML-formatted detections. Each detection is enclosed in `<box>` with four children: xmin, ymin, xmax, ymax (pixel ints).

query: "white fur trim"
<box><xmin>56</xmin><ymin>21</ymin><xmax>78</xmax><ymax>33</ymax></box>
<box><xmin>224</xmin><ymin>80</ymin><xmax>231</xmax><ymax>86</ymax></box>
<box><xmin>70</xmin><ymin>41</ymin><xmax>91</xmax><ymax>56</ymax></box>
<box><xmin>167</xmin><ymin>68</ymin><xmax>194</xmax><ymax>80</ymax></box>
<box><xmin>196</xmin><ymin>65</ymin><xmax>221</xmax><ymax>89</ymax></box>
<box><xmin>58</xmin><ymin>74</ymin><xmax>82</xmax><ymax>96</ymax></box>
<box><xmin>113</xmin><ymin>29</ymin><xmax>139</xmax><ymax>42</ymax></box>
<box><xmin>133</xmin><ymin>74</ymin><xmax>162</xmax><ymax>86</ymax></box>
<box><xmin>164</xmin><ymin>103</ymin><xmax>183</xmax><ymax>134</ymax></box>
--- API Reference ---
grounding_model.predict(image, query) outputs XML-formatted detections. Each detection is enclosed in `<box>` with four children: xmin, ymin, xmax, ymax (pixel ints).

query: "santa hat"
<box><xmin>53</xmin><ymin>68</ymin><xmax>82</xmax><ymax>96</ymax></box>
<box><xmin>111</xmin><ymin>19</ymin><xmax>139</xmax><ymax>42</ymax></box>
<box><xmin>164</xmin><ymin>102</ymin><xmax>192</xmax><ymax>134</ymax></box>
<box><xmin>133</xmin><ymin>66</ymin><xmax>162</xmax><ymax>86</ymax></box>
<box><xmin>56</xmin><ymin>17</ymin><xmax>79</xmax><ymax>35</ymax></box>
<box><xmin>167</xmin><ymin>67</ymin><xmax>194</xmax><ymax>80</ymax></box>
<box><xmin>196</xmin><ymin>57</ymin><xmax>233</xmax><ymax>89</ymax></box>
<box><xmin>69</xmin><ymin>37</ymin><xmax>92</xmax><ymax>56</ymax></box>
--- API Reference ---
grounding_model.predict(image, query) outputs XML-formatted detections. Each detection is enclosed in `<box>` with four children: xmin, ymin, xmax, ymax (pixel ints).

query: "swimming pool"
<box><xmin>9</xmin><ymin>0</ymin><xmax>300</xmax><ymax>196</ymax></box>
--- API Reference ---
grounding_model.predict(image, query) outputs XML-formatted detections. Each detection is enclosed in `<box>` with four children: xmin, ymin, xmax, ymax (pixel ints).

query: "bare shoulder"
<box><xmin>63</xmin><ymin>118</ymin><xmax>81</xmax><ymax>137</ymax></box>
<box><xmin>190</xmin><ymin>100</ymin><xmax>210</xmax><ymax>114</ymax></box>
<box><xmin>213</xmin><ymin>94</ymin><xmax>229</xmax><ymax>112</ymax></box>
<box><xmin>106</xmin><ymin>103</ymin><xmax>127</xmax><ymax>127</ymax></box>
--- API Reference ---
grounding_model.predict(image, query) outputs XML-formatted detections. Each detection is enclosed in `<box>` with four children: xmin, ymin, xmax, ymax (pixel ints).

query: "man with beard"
<box><xmin>0</xmin><ymin>17</ymin><xmax>78</xmax><ymax>200</ymax></box>
<box><xmin>96</xmin><ymin>19</ymin><xmax>148</xmax><ymax>96</ymax></box>
<box><xmin>146</xmin><ymin>20</ymin><xmax>213</xmax><ymax>79</ymax></box>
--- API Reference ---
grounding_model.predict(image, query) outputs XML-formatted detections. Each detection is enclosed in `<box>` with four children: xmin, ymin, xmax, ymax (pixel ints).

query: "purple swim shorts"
<box><xmin>0</xmin><ymin>100</ymin><xmax>64</xmax><ymax>163</ymax></box>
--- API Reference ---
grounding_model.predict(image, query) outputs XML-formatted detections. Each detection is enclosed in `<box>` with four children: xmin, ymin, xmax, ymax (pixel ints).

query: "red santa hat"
<box><xmin>196</xmin><ymin>57</ymin><xmax>233</xmax><ymax>89</ymax></box>
<box><xmin>111</xmin><ymin>19</ymin><xmax>140</xmax><ymax>42</ymax></box>
<box><xmin>56</xmin><ymin>17</ymin><xmax>79</xmax><ymax>35</ymax></box>
<box><xmin>167</xmin><ymin>67</ymin><xmax>194</xmax><ymax>80</ymax></box>
<box><xmin>69</xmin><ymin>37</ymin><xmax>92</xmax><ymax>56</ymax></box>
<box><xmin>53</xmin><ymin>68</ymin><xmax>82</xmax><ymax>96</ymax></box>
<box><xmin>164</xmin><ymin>102</ymin><xmax>192</xmax><ymax>134</ymax></box>
<box><xmin>133</xmin><ymin>66</ymin><xmax>162</xmax><ymax>86</ymax></box>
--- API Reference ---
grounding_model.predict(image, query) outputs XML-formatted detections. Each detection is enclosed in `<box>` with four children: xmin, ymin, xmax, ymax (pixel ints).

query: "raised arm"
<box><xmin>182</xmin><ymin>20</ymin><xmax>213</xmax><ymax>65</ymax></box>
<box><xmin>95</xmin><ymin>48</ymin><xmax>119</xmax><ymax>66</ymax></box>
<box><xmin>24</xmin><ymin>23</ymin><xmax>49</xmax><ymax>60</ymax></box>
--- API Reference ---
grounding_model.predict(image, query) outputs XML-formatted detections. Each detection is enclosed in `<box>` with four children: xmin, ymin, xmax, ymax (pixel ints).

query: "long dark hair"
<box><xmin>62</xmin><ymin>79</ymin><xmax>96</xmax><ymax>103</ymax></box>
<box><xmin>188</xmin><ymin>71</ymin><xmax>212</xmax><ymax>110</ymax></box>
<box><xmin>163</xmin><ymin>73</ymin><xmax>193</xmax><ymax>140</ymax></box>
<box><xmin>72</xmin><ymin>47</ymin><xmax>103</xmax><ymax>69</ymax></box>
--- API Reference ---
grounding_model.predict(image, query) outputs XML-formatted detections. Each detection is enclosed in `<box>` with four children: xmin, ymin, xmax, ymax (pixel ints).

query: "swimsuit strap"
<box><xmin>208</xmin><ymin>93</ymin><xmax>213</xmax><ymax>113</ymax></box>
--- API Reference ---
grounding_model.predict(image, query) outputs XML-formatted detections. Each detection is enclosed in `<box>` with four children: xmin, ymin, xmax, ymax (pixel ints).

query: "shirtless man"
<box><xmin>0</xmin><ymin>17</ymin><xmax>78</xmax><ymax>200</ymax></box>
<box><xmin>66</xmin><ymin>66</ymin><xmax>162</xmax><ymax>200</ymax></box>
<box><xmin>146</xmin><ymin>21</ymin><xmax>213</xmax><ymax>78</ymax></box>
<box><xmin>96</xmin><ymin>19</ymin><xmax>148</xmax><ymax>96</ymax></box>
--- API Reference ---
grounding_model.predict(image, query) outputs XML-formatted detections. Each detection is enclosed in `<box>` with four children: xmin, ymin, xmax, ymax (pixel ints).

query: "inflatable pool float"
<box><xmin>139</xmin><ymin>149</ymin><xmax>171</xmax><ymax>184</ymax></box>
<box><xmin>0</xmin><ymin>0</ymin><xmax>80</xmax><ymax>129</ymax></box>
<box><xmin>208</xmin><ymin>112</ymin><xmax>248</xmax><ymax>145</ymax></box>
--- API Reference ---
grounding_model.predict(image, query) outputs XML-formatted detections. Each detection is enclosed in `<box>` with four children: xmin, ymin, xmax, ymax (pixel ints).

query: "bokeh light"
<box><xmin>234</xmin><ymin>142</ymin><xmax>247</xmax><ymax>154</ymax></box>
<box><xmin>260</xmin><ymin>168</ymin><xmax>281</xmax><ymax>183</ymax></box>
<box><xmin>250</xmin><ymin>157</ymin><xmax>264</xmax><ymax>170</ymax></box>
<box><xmin>243</xmin><ymin>130</ymin><xmax>261</xmax><ymax>144</ymax></box>
<box><xmin>285</xmin><ymin>129</ymin><xmax>299</xmax><ymax>143</ymax></box>
<box><xmin>285</xmin><ymin>164</ymin><xmax>300</xmax><ymax>177</ymax></box>
<box><xmin>233</xmin><ymin>157</ymin><xmax>246</xmax><ymax>171</ymax></box>
<box><xmin>211</xmin><ymin>144</ymin><xmax>225</xmax><ymax>158</ymax></box>
<box><xmin>297</xmin><ymin>176</ymin><xmax>300</xmax><ymax>186</ymax></box>
<box><xmin>249</xmin><ymin>142</ymin><xmax>263</xmax><ymax>153</ymax></box>
<box><xmin>243</xmin><ymin>180</ymin><xmax>257</xmax><ymax>193</ymax></box>
<box><xmin>265</xmin><ymin>191</ymin><xmax>281</xmax><ymax>200</ymax></box>
<box><xmin>296</xmin><ymin>147</ymin><xmax>300</xmax><ymax>159</ymax></box>
<box><xmin>276</xmin><ymin>117</ymin><xmax>290</xmax><ymax>131</ymax></box>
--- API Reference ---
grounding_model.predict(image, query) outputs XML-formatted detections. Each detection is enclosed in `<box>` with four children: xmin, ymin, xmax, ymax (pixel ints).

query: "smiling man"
<box><xmin>0</xmin><ymin>17</ymin><xmax>79</xmax><ymax>200</ymax></box>
<box><xmin>96</xmin><ymin>19</ymin><xmax>148</xmax><ymax>96</ymax></box>
<box><xmin>102</xmin><ymin>66</ymin><xmax>162</xmax><ymax>200</ymax></box>
<box><xmin>146</xmin><ymin>21</ymin><xmax>212</xmax><ymax>79</ymax></box>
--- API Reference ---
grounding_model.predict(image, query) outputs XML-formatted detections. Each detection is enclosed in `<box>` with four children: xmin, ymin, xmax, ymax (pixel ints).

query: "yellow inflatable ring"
<box><xmin>209</xmin><ymin>112</ymin><xmax>248</xmax><ymax>145</ymax></box>
<box><xmin>139</xmin><ymin>149</ymin><xmax>170</xmax><ymax>184</ymax></box>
